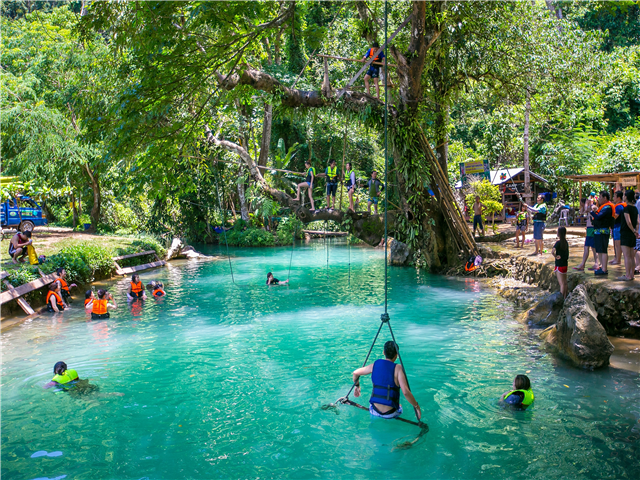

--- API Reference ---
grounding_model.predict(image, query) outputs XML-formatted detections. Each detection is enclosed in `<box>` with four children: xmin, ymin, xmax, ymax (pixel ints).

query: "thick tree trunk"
<box><xmin>435</xmin><ymin>103</ymin><xmax>449</xmax><ymax>174</ymax></box>
<box><xmin>71</xmin><ymin>193</ymin><xmax>79</xmax><ymax>229</ymax></box>
<box><xmin>258</xmin><ymin>103</ymin><xmax>273</xmax><ymax>167</ymax></box>
<box><xmin>84</xmin><ymin>163</ymin><xmax>100</xmax><ymax>230</ymax></box>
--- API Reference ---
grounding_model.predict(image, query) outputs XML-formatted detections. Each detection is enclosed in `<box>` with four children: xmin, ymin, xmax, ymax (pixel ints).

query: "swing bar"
<box><xmin>341</xmin><ymin>399</ymin><xmax>428</xmax><ymax>430</ymax></box>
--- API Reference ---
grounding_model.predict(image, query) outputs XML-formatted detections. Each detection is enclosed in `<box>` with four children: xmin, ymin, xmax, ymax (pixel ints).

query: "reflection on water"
<box><xmin>1</xmin><ymin>240</ymin><xmax>639</xmax><ymax>479</ymax></box>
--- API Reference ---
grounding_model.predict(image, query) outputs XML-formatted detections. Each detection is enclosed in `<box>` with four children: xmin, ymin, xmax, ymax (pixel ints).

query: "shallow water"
<box><xmin>1</xmin><ymin>240</ymin><xmax>639</xmax><ymax>479</ymax></box>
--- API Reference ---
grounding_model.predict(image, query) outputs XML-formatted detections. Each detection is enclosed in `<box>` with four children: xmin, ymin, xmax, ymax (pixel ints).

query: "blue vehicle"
<box><xmin>1</xmin><ymin>196</ymin><xmax>48</xmax><ymax>232</ymax></box>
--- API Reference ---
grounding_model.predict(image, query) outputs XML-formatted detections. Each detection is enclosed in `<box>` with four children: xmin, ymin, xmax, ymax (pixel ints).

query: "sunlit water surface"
<box><xmin>2</xmin><ymin>241</ymin><xmax>639</xmax><ymax>479</ymax></box>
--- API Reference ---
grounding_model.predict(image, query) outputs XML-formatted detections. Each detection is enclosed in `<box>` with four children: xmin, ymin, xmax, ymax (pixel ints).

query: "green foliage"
<box><xmin>465</xmin><ymin>180</ymin><xmax>503</xmax><ymax>221</ymax></box>
<box><xmin>226</xmin><ymin>226</ymin><xmax>275</xmax><ymax>247</ymax></box>
<box><xmin>276</xmin><ymin>217</ymin><xmax>304</xmax><ymax>245</ymax></box>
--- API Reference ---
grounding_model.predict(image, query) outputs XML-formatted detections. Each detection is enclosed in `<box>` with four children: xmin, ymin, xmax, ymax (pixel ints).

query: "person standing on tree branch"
<box><xmin>325</xmin><ymin>159</ymin><xmax>339</xmax><ymax>211</ymax></box>
<box><xmin>362</xmin><ymin>41</ymin><xmax>385</xmax><ymax>99</ymax></box>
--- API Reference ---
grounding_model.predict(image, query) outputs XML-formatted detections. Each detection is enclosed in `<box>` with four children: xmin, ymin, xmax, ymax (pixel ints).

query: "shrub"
<box><xmin>465</xmin><ymin>179</ymin><xmax>503</xmax><ymax>222</ymax></box>
<box><xmin>276</xmin><ymin>217</ymin><xmax>304</xmax><ymax>245</ymax></box>
<box><xmin>113</xmin><ymin>236</ymin><xmax>167</xmax><ymax>267</ymax></box>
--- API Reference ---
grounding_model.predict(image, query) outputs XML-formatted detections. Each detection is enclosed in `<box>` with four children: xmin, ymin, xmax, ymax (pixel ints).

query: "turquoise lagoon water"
<box><xmin>1</xmin><ymin>240</ymin><xmax>639</xmax><ymax>479</ymax></box>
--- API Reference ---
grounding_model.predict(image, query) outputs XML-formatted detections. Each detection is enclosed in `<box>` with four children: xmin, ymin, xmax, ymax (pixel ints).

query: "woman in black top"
<box><xmin>552</xmin><ymin>226</ymin><xmax>569</xmax><ymax>298</ymax></box>
<box><xmin>266</xmin><ymin>272</ymin><xmax>289</xmax><ymax>285</ymax></box>
<box><xmin>620</xmin><ymin>190</ymin><xmax>640</xmax><ymax>280</ymax></box>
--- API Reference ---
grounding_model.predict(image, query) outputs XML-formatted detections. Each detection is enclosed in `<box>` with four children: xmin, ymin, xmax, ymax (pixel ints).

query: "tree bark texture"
<box><xmin>523</xmin><ymin>88</ymin><xmax>531</xmax><ymax>197</ymax></box>
<box><xmin>258</xmin><ymin>103</ymin><xmax>273</xmax><ymax>167</ymax></box>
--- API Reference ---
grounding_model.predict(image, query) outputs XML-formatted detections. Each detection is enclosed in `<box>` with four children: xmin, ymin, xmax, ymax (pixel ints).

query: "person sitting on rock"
<box><xmin>500</xmin><ymin>374</ymin><xmax>534</xmax><ymax>410</ymax></box>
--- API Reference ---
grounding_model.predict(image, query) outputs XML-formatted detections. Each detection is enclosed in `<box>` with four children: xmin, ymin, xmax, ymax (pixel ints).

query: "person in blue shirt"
<box><xmin>525</xmin><ymin>194</ymin><xmax>547</xmax><ymax>256</ymax></box>
<box><xmin>362</xmin><ymin>41</ymin><xmax>385</xmax><ymax>99</ymax></box>
<box><xmin>590</xmin><ymin>190</ymin><xmax>615</xmax><ymax>276</ymax></box>
<box><xmin>610</xmin><ymin>191</ymin><xmax>625</xmax><ymax>266</ymax></box>
<box><xmin>352</xmin><ymin>341</ymin><xmax>421</xmax><ymax>420</ymax></box>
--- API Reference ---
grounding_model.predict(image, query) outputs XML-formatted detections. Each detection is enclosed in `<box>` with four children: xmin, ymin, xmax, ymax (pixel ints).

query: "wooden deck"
<box><xmin>0</xmin><ymin>270</ymin><xmax>59</xmax><ymax>315</ymax></box>
<box><xmin>112</xmin><ymin>250</ymin><xmax>166</xmax><ymax>276</ymax></box>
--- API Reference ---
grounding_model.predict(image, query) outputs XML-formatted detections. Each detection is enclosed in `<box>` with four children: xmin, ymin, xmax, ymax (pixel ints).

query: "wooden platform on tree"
<box><xmin>112</xmin><ymin>250</ymin><xmax>166</xmax><ymax>276</ymax></box>
<box><xmin>0</xmin><ymin>270</ymin><xmax>59</xmax><ymax>315</ymax></box>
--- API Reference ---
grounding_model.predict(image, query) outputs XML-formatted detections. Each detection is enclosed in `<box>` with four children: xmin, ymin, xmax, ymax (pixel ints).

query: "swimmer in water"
<box><xmin>43</xmin><ymin>361</ymin><xmax>123</xmax><ymax>396</ymax></box>
<box><xmin>266</xmin><ymin>272</ymin><xmax>289</xmax><ymax>285</ymax></box>
<box><xmin>84</xmin><ymin>290</ymin><xmax>95</xmax><ymax>310</ymax></box>
<box><xmin>500</xmin><ymin>374</ymin><xmax>534</xmax><ymax>410</ymax></box>
<box><xmin>127</xmin><ymin>274</ymin><xmax>147</xmax><ymax>301</ymax></box>
<box><xmin>147</xmin><ymin>281</ymin><xmax>166</xmax><ymax>297</ymax></box>
<box><xmin>91</xmin><ymin>289</ymin><xmax>117</xmax><ymax>319</ymax></box>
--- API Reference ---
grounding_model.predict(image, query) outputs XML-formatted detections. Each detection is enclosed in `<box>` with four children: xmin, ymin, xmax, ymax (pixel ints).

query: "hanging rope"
<box><xmin>214</xmin><ymin>165</ymin><xmax>236</xmax><ymax>284</ymax></box>
<box><xmin>323</xmin><ymin>3</ymin><xmax>426</xmax><ymax>439</ymax></box>
<box><xmin>287</xmin><ymin>225</ymin><xmax>297</xmax><ymax>281</ymax></box>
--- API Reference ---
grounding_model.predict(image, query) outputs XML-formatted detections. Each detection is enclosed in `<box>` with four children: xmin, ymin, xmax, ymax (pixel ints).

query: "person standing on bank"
<box><xmin>325</xmin><ymin>159</ymin><xmax>339</xmax><ymax>211</ymax></box>
<box><xmin>526</xmin><ymin>194</ymin><xmax>547</xmax><ymax>256</ymax></box>
<box><xmin>591</xmin><ymin>190</ymin><xmax>615</xmax><ymax>276</ymax></box>
<box><xmin>574</xmin><ymin>197</ymin><xmax>600</xmax><ymax>272</ymax></box>
<box><xmin>611</xmin><ymin>191</ymin><xmax>626</xmax><ymax>265</ymax></box>
<box><xmin>515</xmin><ymin>203</ymin><xmax>529</xmax><ymax>248</ymax></box>
<box><xmin>552</xmin><ymin>227</ymin><xmax>569</xmax><ymax>297</ymax></box>
<box><xmin>352</xmin><ymin>341</ymin><xmax>421</xmax><ymax>420</ymax></box>
<box><xmin>367</xmin><ymin>171</ymin><xmax>384</xmax><ymax>215</ymax></box>
<box><xmin>344</xmin><ymin>162</ymin><xmax>357</xmax><ymax>212</ymax></box>
<box><xmin>472</xmin><ymin>196</ymin><xmax>486</xmax><ymax>237</ymax></box>
<box><xmin>619</xmin><ymin>189</ymin><xmax>640</xmax><ymax>281</ymax></box>
<box><xmin>362</xmin><ymin>41</ymin><xmax>385</xmax><ymax>99</ymax></box>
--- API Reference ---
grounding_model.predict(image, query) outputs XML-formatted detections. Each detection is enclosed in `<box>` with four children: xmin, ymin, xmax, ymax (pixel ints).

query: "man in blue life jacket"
<box><xmin>352</xmin><ymin>341</ymin><xmax>421</xmax><ymax>420</ymax></box>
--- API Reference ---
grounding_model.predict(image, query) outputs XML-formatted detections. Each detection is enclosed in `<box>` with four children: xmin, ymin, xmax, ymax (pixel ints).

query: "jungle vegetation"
<box><xmin>2</xmin><ymin>1</ymin><xmax>639</xmax><ymax>269</ymax></box>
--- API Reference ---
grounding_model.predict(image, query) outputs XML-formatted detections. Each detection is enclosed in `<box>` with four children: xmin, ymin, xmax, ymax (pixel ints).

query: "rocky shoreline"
<box><xmin>485</xmin><ymin>252</ymin><xmax>640</xmax><ymax>370</ymax></box>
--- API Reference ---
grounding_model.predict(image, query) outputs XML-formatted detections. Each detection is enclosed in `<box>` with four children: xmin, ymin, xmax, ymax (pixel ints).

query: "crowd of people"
<box><xmin>507</xmin><ymin>189</ymin><xmax>640</xmax><ymax>296</ymax></box>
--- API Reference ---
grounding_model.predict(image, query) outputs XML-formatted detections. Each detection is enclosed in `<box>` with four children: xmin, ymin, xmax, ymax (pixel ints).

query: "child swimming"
<box><xmin>500</xmin><ymin>374</ymin><xmax>534</xmax><ymax>410</ymax></box>
<box><xmin>91</xmin><ymin>289</ymin><xmax>117</xmax><ymax>319</ymax></box>
<box><xmin>147</xmin><ymin>281</ymin><xmax>166</xmax><ymax>297</ymax></box>
<box><xmin>266</xmin><ymin>272</ymin><xmax>289</xmax><ymax>285</ymax></box>
<box><xmin>44</xmin><ymin>361</ymin><xmax>80</xmax><ymax>389</ymax></box>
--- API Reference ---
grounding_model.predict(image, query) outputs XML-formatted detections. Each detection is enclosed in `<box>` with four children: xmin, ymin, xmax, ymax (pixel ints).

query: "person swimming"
<box><xmin>500</xmin><ymin>374</ymin><xmax>534</xmax><ymax>410</ymax></box>
<box><xmin>147</xmin><ymin>281</ymin><xmax>166</xmax><ymax>297</ymax></box>
<box><xmin>266</xmin><ymin>272</ymin><xmax>289</xmax><ymax>285</ymax></box>
<box><xmin>91</xmin><ymin>289</ymin><xmax>117</xmax><ymax>319</ymax></box>
<box><xmin>44</xmin><ymin>361</ymin><xmax>80</xmax><ymax>389</ymax></box>
<box><xmin>127</xmin><ymin>274</ymin><xmax>147</xmax><ymax>300</ymax></box>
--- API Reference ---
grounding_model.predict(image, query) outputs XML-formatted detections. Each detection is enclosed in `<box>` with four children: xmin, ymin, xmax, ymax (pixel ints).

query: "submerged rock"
<box><xmin>541</xmin><ymin>284</ymin><xmax>614</xmax><ymax>369</ymax></box>
<box><xmin>522</xmin><ymin>292</ymin><xmax>564</xmax><ymax>327</ymax></box>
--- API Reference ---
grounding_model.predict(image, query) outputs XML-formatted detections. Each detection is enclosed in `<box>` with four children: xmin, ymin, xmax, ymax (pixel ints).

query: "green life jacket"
<box><xmin>52</xmin><ymin>369</ymin><xmax>79</xmax><ymax>385</ymax></box>
<box><xmin>369</xmin><ymin>179</ymin><xmax>380</xmax><ymax>198</ymax></box>
<box><xmin>504</xmin><ymin>388</ymin><xmax>534</xmax><ymax>406</ymax></box>
<box><xmin>533</xmin><ymin>203</ymin><xmax>547</xmax><ymax>222</ymax></box>
<box><xmin>306</xmin><ymin>167</ymin><xmax>316</xmax><ymax>184</ymax></box>
<box><xmin>516</xmin><ymin>212</ymin><xmax>527</xmax><ymax>225</ymax></box>
<box><xmin>326</xmin><ymin>166</ymin><xmax>338</xmax><ymax>182</ymax></box>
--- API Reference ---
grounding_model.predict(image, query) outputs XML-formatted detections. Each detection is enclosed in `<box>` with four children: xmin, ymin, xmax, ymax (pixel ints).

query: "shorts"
<box><xmin>369</xmin><ymin>403</ymin><xmax>403</xmax><ymax>419</ymax></box>
<box><xmin>326</xmin><ymin>182</ymin><xmax>337</xmax><ymax>197</ymax></box>
<box><xmin>554</xmin><ymin>266</ymin><xmax>568</xmax><ymax>274</ymax></box>
<box><xmin>636</xmin><ymin>238</ymin><xmax>640</xmax><ymax>251</ymax></box>
<box><xmin>366</xmin><ymin>66</ymin><xmax>380</xmax><ymax>79</ymax></box>
<box><xmin>473</xmin><ymin>215</ymin><xmax>483</xmax><ymax>230</ymax></box>
<box><xmin>533</xmin><ymin>222</ymin><xmax>545</xmax><ymax>240</ymax></box>
<box><xmin>621</xmin><ymin>235</ymin><xmax>637</xmax><ymax>248</ymax></box>
<box><xmin>302</xmin><ymin>182</ymin><xmax>313</xmax><ymax>189</ymax></box>
<box><xmin>585</xmin><ymin>227</ymin><xmax>595</xmax><ymax>248</ymax></box>
<box><xmin>516</xmin><ymin>224</ymin><xmax>527</xmax><ymax>232</ymax></box>
<box><xmin>91</xmin><ymin>312</ymin><xmax>110</xmax><ymax>320</ymax></box>
<box><xmin>594</xmin><ymin>232</ymin><xmax>610</xmax><ymax>254</ymax></box>
<box><xmin>368</xmin><ymin>197</ymin><xmax>378</xmax><ymax>205</ymax></box>
<box><xmin>612</xmin><ymin>225</ymin><xmax>621</xmax><ymax>241</ymax></box>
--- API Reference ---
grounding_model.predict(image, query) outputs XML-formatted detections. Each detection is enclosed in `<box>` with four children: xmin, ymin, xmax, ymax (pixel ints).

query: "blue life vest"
<box><xmin>369</xmin><ymin>359</ymin><xmax>400</xmax><ymax>409</ymax></box>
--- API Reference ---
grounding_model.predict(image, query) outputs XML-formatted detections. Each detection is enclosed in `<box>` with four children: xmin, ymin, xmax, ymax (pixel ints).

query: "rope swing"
<box><xmin>322</xmin><ymin>2</ymin><xmax>428</xmax><ymax>445</ymax></box>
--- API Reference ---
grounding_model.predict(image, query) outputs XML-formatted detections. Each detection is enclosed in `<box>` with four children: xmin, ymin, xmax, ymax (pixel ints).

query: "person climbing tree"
<box><xmin>362</xmin><ymin>41</ymin><xmax>385</xmax><ymax>99</ymax></box>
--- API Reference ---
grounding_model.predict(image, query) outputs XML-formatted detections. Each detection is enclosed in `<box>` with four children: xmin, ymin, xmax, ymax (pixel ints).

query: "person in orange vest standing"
<box><xmin>590</xmin><ymin>191</ymin><xmax>615</xmax><ymax>276</ymax></box>
<box><xmin>362</xmin><ymin>41</ymin><xmax>385</xmax><ymax>99</ymax></box>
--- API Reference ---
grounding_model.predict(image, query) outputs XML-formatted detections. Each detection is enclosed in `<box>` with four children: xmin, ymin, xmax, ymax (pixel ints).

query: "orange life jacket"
<box><xmin>596</xmin><ymin>201</ymin><xmax>615</xmax><ymax>214</ymax></box>
<box><xmin>46</xmin><ymin>291</ymin><xmax>64</xmax><ymax>310</ymax></box>
<box><xmin>464</xmin><ymin>262</ymin><xmax>477</xmax><ymax>272</ymax></box>
<box><xmin>92</xmin><ymin>299</ymin><xmax>108</xmax><ymax>315</ymax></box>
<box><xmin>614</xmin><ymin>202</ymin><xmax>627</xmax><ymax>218</ymax></box>
<box><xmin>366</xmin><ymin>48</ymin><xmax>381</xmax><ymax>62</ymax></box>
<box><xmin>130</xmin><ymin>281</ymin><xmax>143</xmax><ymax>297</ymax></box>
<box><xmin>58</xmin><ymin>278</ymin><xmax>70</xmax><ymax>293</ymax></box>
<box><xmin>153</xmin><ymin>288</ymin><xmax>165</xmax><ymax>297</ymax></box>
<box><xmin>84</xmin><ymin>298</ymin><xmax>93</xmax><ymax>307</ymax></box>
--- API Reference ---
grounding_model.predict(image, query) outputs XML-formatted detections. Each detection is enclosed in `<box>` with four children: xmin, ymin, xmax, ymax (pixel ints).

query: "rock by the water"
<box><xmin>389</xmin><ymin>238</ymin><xmax>411</xmax><ymax>266</ymax></box>
<box><xmin>522</xmin><ymin>292</ymin><xmax>564</xmax><ymax>327</ymax></box>
<box><xmin>541</xmin><ymin>284</ymin><xmax>614</xmax><ymax>369</ymax></box>
<box><xmin>165</xmin><ymin>238</ymin><xmax>184</xmax><ymax>260</ymax></box>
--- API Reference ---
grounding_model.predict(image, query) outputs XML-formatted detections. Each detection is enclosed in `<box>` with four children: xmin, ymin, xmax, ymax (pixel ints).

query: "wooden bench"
<box><xmin>0</xmin><ymin>270</ymin><xmax>59</xmax><ymax>316</ymax></box>
<box><xmin>112</xmin><ymin>250</ymin><xmax>166</xmax><ymax>276</ymax></box>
